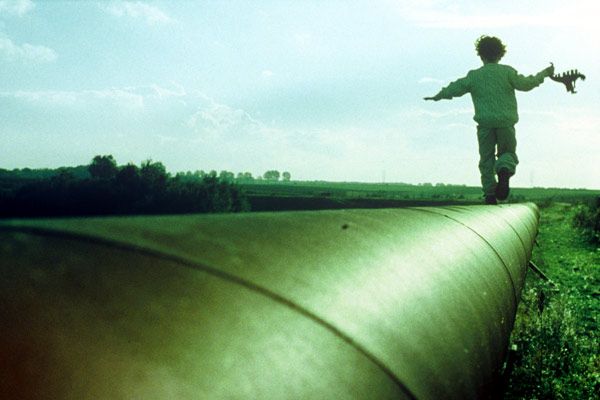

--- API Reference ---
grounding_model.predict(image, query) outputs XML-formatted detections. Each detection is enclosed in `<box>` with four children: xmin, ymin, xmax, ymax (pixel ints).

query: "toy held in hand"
<box><xmin>549</xmin><ymin>63</ymin><xmax>586</xmax><ymax>93</ymax></box>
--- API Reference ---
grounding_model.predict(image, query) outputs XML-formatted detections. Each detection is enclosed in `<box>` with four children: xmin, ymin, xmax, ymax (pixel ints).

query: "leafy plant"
<box><xmin>506</xmin><ymin>284</ymin><xmax>599</xmax><ymax>399</ymax></box>
<box><xmin>506</xmin><ymin>202</ymin><xmax>600</xmax><ymax>399</ymax></box>
<box><xmin>572</xmin><ymin>199</ymin><xmax>600</xmax><ymax>244</ymax></box>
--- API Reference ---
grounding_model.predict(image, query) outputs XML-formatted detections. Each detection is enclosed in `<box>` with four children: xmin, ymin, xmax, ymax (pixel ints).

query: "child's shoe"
<box><xmin>485</xmin><ymin>195</ymin><xmax>498</xmax><ymax>205</ymax></box>
<box><xmin>495</xmin><ymin>169</ymin><xmax>511</xmax><ymax>200</ymax></box>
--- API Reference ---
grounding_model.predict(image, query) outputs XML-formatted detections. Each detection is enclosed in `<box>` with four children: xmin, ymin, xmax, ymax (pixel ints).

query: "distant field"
<box><xmin>3</xmin><ymin>166</ymin><xmax>599</xmax><ymax>214</ymax></box>
<box><xmin>240</xmin><ymin>181</ymin><xmax>600</xmax><ymax>211</ymax></box>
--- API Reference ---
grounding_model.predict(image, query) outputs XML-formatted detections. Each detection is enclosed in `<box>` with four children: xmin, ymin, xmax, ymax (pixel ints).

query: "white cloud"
<box><xmin>0</xmin><ymin>0</ymin><xmax>34</xmax><ymax>16</ymax></box>
<box><xmin>104</xmin><ymin>1</ymin><xmax>174</xmax><ymax>25</ymax></box>
<box><xmin>187</xmin><ymin>101</ymin><xmax>263</xmax><ymax>141</ymax></box>
<box><xmin>1</xmin><ymin>85</ymin><xmax>187</xmax><ymax>111</ymax></box>
<box><xmin>1</xmin><ymin>84</ymin><xmax>258</xmax><ymax>141</ymax></box>
<box><xmin>91</xmin><ymin>88</ymin><xmax>147</xmax><ymax>109</ymax></box>
<box><xmin>0</xmin><ymin>35</ymin><xmax>57</xmax><ymax>63</ymax></box>
<box><xmin>148</xmin><ymin>82</ymin><xmax>186</xmax><ymax>99</ymax></box>
<box><xmin>261</xmin><ymin>69</ymin><xmax>274</xmax><ymax>79</ymax></box>
<box><xmin>7</xmin><ymin>90</ymin><xmax>78</xmax><ymax>105</ymax></box>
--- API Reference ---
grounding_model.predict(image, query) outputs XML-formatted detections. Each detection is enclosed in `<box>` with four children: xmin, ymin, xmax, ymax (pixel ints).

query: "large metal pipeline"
<box><xmin>0</xmin><ymin>203</ymin><xmax>539</xmax><ymax>399</ymax></box>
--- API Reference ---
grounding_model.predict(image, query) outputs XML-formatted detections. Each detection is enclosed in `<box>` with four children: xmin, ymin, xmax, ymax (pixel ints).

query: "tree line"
<box><xmin>179</xmin><ymin>169</ymin><xmax>291</xmax><ymax>182</ymax></box>
<box><xmin>0</xmin><ymin>155</ymin><xmax>251</xmax><ymax>218</ymax></box>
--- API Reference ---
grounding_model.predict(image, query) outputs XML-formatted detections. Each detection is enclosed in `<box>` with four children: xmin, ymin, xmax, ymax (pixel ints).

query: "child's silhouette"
<box><xmin>425</xmin><ymin>36</ymin><xmax>554</xmax><ymax>204</ymax></box>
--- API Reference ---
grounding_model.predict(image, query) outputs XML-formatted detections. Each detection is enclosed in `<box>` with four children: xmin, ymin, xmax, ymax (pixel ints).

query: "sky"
<box><xmin>1</xmin><ymin>0</ymin><xmax>598</xmax><ymax>189</ymax></box>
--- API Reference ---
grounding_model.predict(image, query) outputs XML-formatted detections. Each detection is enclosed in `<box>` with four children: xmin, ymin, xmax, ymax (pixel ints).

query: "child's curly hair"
<box><xmin>475</xmin><ymin>35</ymin><xmax>506</xmax><ymax>63</ymax></box>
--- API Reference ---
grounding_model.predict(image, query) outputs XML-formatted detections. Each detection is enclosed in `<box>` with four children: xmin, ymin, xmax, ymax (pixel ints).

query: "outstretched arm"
<box><xmin>424</xmin><ymin>76</ymin><xmax>470</xmax><ymax>101</ymax></box>
<box><xmin>510</xmin><ymin>63</ymin><xmax>554</xmax><ymax>91</ymax></box>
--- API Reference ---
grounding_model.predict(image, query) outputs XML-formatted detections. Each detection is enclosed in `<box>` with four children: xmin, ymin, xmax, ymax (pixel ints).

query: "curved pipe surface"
<box><xmin>0</xmin><ymin>203</ymin><xmax>539</xmax><ymax>399</ymax></box>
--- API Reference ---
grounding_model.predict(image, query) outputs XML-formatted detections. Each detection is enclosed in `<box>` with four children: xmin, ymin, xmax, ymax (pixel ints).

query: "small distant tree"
<box><xmin>219</xmin><ymin>170</ymin><xmax>235</xmax><ymax>182</ymax></box>
<box><xmin>263</xmin><ymin>170</ymin><xmax>280</xmax><ymax>181</ymax></box>
<box><xmin>116</xmin><ymin>163</ymin><xmax>138</xmax><ymax>181</ymax></box>
<box><xmin>140</xmin><ymin>159</ymin><xmax>168</xmax><ymax>190</ymax></box>
<box><xmin>282</xmin><ymin>171</ymin><xmax>291</xmax><ymax>181</ymax></box>
<box><xmin>236</xmin><ymin>172</ymin><xmax>254</xmax><ymax>182</ymax></box>
<box><xmin>89</xmin><ymin>155</ymin><xmax>118</xmax><ymax>180</ymax></box>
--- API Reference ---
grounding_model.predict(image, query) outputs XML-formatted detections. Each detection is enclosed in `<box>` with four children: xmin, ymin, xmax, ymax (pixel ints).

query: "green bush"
<box><xmin>572</xmin><ymin>199</ymin><xmax>600</xmax><ymax>244</ymax></box>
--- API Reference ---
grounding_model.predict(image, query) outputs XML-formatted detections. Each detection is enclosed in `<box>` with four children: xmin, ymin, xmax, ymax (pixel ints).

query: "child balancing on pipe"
<box><xmin>425</xmin><ymin>35</ymin><xmax>554</xmax><ymax>205</ymax></box>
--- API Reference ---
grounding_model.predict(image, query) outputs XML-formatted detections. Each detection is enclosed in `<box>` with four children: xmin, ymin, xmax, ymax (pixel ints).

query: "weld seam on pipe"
<box><xmin>500</xmin><ymin>207</ymin><xmax>538</xmax><ymax>245</ymax></box>
<box><xmin>0</xmin><ymin>225</ymin><xmax>418</xmax><ymax>400</ymax></box>
<box><xmin>412</xmin><ymin>209</ymin><xmax>520</xmax><ymax>306</ymax></box>
<box><xmin>442</xmin><ymin>214</ymin><xmax>520</xmax><ymax>305</ymax></box>
<box><xmin>495</xmin><ymin>212</ymin><xmax>531</xmax><ymax>257</ymax></box>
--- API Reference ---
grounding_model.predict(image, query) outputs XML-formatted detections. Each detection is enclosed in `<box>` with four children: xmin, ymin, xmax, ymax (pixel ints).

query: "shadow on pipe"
<box><xmin>0</xmin><ymin>203</ymin><xmax>539</xmax><ymax>399</ymax></box>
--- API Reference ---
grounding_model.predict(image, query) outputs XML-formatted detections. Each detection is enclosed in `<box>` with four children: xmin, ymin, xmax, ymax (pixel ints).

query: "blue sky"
<box><xmin>1</xmin><ymin>0</ymin><xmax>598</xmax><ymax>188</ymax></box>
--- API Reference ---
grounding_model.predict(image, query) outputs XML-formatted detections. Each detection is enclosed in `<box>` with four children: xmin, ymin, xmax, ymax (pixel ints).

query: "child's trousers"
<box><xmin>476</xmin><ymin>126</ymin><xmax>519</xmax><ymax>196</ymax></box>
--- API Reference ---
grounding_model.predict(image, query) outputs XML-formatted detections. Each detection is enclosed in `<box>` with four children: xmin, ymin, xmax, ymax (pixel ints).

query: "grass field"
<box><xmin>505</xmin><ymin>202</ymin><xmax>599</xmax><ymax>399</ymax></box>
<box><xmin>240</xmin><ymin>180</ymin><xmax>600</xmax><ymax>210</ymax></box>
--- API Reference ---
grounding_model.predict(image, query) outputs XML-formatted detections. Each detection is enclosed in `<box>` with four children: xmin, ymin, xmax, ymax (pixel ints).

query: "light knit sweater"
<box><xmin>435</xmin><ymin>62</ymin><xmax>548</xmax><ymax>127</ymax></box>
